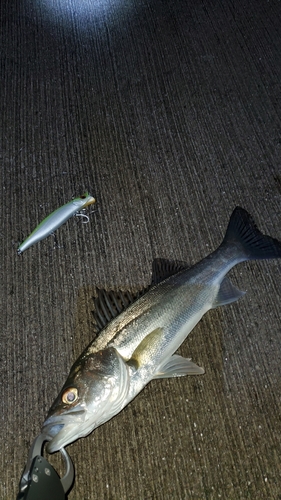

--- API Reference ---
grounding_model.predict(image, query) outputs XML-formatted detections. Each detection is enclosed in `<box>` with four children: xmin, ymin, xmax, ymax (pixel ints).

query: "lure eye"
<box><xmin>62</xmin><ymin>387</ymin><xmax>78</xmax><ymax>404</ymax></box>
<box><xmin>80</xmin><ymin>194</ymin><xmax>87</xmax><ymax>199</ymax></box>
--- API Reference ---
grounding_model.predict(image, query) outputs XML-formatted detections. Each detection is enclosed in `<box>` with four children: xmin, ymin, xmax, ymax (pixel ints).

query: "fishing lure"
<box><xmin>17</xmin><ymin>192</ymin><xmax>96</xmax><ymax>254</ymax></box>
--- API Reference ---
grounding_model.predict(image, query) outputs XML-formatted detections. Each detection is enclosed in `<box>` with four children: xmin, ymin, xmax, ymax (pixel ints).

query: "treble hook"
<box><xmin>75</xmin><ymin>207</ymin><xmax>97</xmax><ymax>224</ymax></box>
<box><xmin>75</xmin><ymin>212</ymin><xmax>90</xmax><ymax>224</ymax></box>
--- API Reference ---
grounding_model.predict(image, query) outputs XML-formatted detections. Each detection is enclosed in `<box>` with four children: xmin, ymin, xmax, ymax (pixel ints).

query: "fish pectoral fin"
<box><xmin>212</xmin><ymin>276</ymin><xmax>245</xmax><ymax>308</ymax></box>
<box><xmin>129</xmin><ymin>327</ymin><xmax>164</xmax><ymax>369</ymax></box>
<box><xmin>153</xmin><ymin>355</ymin><xmax>205</xmax><ymax>379</ymax></box>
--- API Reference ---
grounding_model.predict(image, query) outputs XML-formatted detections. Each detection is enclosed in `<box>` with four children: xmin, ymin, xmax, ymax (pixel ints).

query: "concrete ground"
<box><xmin>1</xmin><ymin>0</ymin><xmax>281</xmax><ymax>498</ymax></box>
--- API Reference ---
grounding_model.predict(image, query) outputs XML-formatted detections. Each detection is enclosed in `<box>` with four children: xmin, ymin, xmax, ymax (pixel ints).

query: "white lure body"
<box><xmin>17</xmin><ymin>192</ymin><xmax>95</xmax><ymax>254</ymax></box>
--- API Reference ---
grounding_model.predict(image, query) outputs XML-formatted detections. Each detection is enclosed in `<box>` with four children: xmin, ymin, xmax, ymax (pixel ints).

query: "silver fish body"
<box><xmin>42</xmin><ymin>207</ymin><xmax>281</xmax><ymax>452</ymax></box>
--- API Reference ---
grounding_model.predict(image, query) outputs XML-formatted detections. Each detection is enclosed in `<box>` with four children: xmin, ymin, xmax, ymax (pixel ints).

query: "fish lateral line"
<box><xmin>92</xmin><ymin>259</ymin><xmax>190</xmax><ymax>333</ymax></box>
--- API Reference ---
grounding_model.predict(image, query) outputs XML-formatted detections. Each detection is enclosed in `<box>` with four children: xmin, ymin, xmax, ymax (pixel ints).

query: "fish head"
<box><xmin>42</xmin><ymin>347</ymin><xmax>130</xmax><ymax>453</ymax></box>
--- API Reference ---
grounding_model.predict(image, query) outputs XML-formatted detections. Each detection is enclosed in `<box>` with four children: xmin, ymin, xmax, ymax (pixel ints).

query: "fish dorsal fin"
<box><xmin>92</xmin><ymin>288</ymin><xmax>147</xmax><ymax>333</ymax></box>
<box><xmin>151</xmin><ymin>258</ymin><xmax>189</xmax><ymax>285</ymax></box>
<box><xmin>93</xmin><ymin>259</ymin><xmax>190</xmax><ymax>331</ymax></box>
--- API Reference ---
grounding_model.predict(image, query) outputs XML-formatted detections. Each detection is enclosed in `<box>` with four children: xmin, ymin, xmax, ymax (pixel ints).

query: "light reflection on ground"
<box><xmin>33</xmin><ymin>0</ymin><xmax>134</xmax><ymax>30</ymax></box>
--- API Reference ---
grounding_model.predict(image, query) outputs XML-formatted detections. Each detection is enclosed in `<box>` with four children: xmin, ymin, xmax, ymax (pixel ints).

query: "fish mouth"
<box><xmin>42</xmin><ymin>408</ymin><xmax>88</xmax><ymax>453</ymax></box>
<box><xmin>43</xmin><ymin>422</ymin><xmax>77</xmax><ymax>453</ymax></box>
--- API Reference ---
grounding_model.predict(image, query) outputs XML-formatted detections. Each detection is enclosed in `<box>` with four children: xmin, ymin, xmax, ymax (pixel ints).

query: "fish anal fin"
<box><xmin>212</xmin><ymin>276</ymin><xmax>245</xmax><ymax>308</ymax></box>
<box><xmin>153</xmin><ymin>354</ymin><xmax>204</xmax><ymax>378</ymax></box>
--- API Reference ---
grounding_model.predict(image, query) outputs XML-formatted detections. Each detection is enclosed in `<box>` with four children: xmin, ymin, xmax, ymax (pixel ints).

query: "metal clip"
<box><xmin>17</xmin><ymin>434</ymin><xmax>74</xmax><ymax>499</ymax></box>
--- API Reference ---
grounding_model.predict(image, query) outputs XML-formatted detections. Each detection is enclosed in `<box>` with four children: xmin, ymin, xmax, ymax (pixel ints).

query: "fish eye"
<box><xmin>62</xmin><ymin>387</ymin><xmax>78</xmax><ymax>404</ymax></box>
<box><xmin>80</xmin><ymin>194</ymin><xmax>87</xmax><ymax>199</ymax></box>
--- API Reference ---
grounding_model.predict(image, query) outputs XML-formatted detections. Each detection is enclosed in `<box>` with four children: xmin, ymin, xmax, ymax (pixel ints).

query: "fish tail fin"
<box><xmin>222</xmin><ymin>207</ymin><xmax>281</xmax><ymax>261</ymax></box>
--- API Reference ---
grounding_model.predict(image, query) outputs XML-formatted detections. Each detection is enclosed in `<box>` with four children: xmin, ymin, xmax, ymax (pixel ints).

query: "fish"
<box><xmin>42</xmin><ymin>207</ymin><xmax>281</xmax><ymax>453</ymax></box>
<box><xmin>17</xmin><ymin>192</ymin><xmax>96</xmax><ymax>254</ymax></box>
